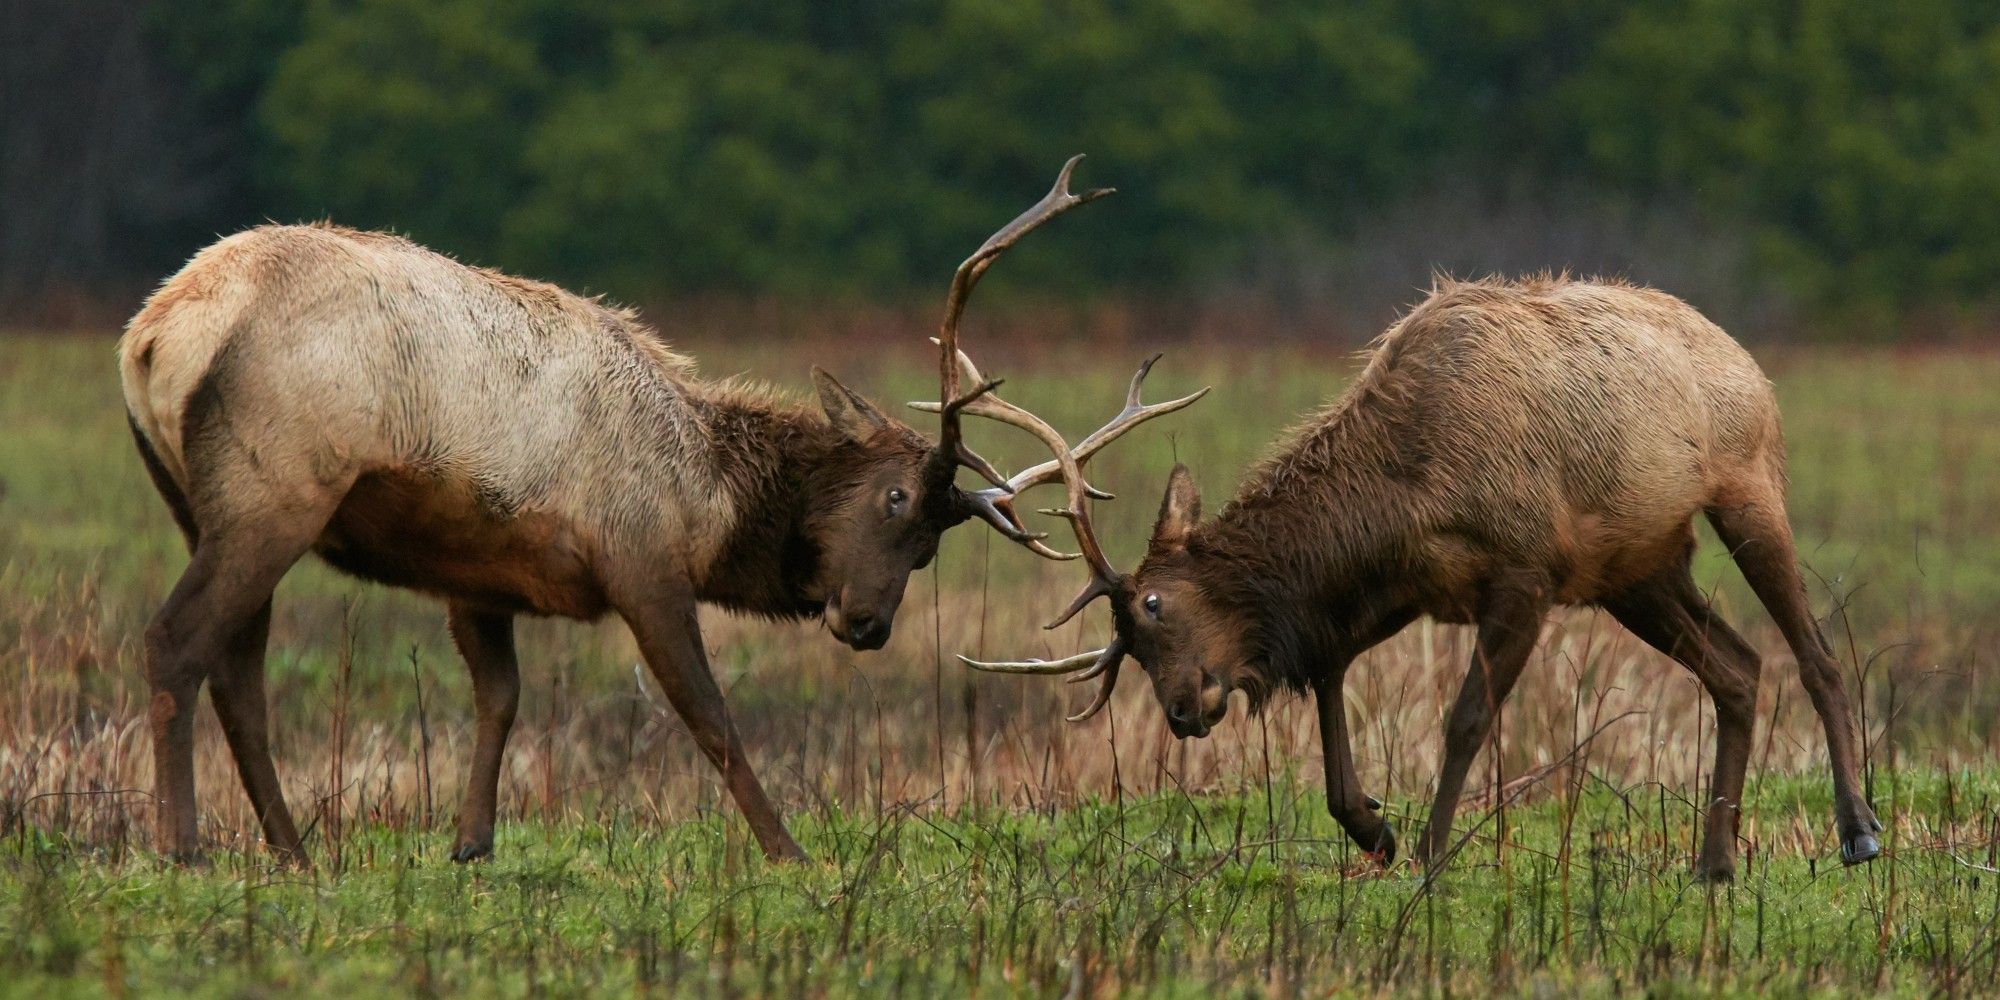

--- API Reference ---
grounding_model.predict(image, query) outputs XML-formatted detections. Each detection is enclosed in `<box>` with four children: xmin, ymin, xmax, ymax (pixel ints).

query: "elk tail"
<box><xmin>129</xmin><ymin>410</ymin><xmax>198</xmax><ymax>549</ymax></box>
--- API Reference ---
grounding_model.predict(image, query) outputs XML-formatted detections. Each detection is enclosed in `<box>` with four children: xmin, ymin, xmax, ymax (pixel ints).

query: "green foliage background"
<box><xmin>129</xmin><ymin>0</ymin><xmax>2000</xmax><ymax>318</ymax></box>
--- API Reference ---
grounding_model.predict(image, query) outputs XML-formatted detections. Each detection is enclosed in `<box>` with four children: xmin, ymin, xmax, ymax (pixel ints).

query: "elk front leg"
<box><xmin>620</xmin><ymin>589</ymin><xmax>807</xmax><ymax>863</ymax></box>
<box><xmin>1414</xmin><ymin>578</ymin><xmax>1549</xmax><ymax>870</ymax></box>
<box><xmin>445</xmin><ymin>604</ymin><xmax>520</xmax><ymax>862</ymax></box>
<box><xmin>1313</xmin><ymin>667</ymin><xmax>1394</xmax><ymax>864</ymax></box>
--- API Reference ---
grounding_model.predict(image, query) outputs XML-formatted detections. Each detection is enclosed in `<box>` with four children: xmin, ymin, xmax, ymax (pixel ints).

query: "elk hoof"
<box><xmin>450</xmin><ymin>839</ymin><xmax>494</xmax><ymax>863</ymax></box>
<box><xmin>1840</xmin><ymin>833</ymin><xmax>1880</xmax><ymax>866</ymax></box>
<box><xmin>1360</xmin><ymin>823</ymin><xmax>1397</xmax><ymax>868</ymax></box>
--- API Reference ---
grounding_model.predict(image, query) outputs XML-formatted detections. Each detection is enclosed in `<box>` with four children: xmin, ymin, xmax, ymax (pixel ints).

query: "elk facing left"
<box><xmin>118</xmin><ymin>156</ymin><xmax>1198</xmax><ymax>866</ymax></box>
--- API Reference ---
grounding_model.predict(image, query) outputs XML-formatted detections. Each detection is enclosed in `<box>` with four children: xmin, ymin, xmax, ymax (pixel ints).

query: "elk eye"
<box><xmin>887</xmin><ymin>488</ymin><xmax>908</xmax><ymax>515</ymax></box>
<box><xmin>1143</xmin><ymin>593</ymin><xmax>1161</xmax><ymax>618</ymax></box>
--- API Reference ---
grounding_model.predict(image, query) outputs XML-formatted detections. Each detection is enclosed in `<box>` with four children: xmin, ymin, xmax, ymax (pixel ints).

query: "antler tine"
<box><xmin>946</xmin><ymin>386</ymin><xmax>1122</xmax><ymax>586</ymax></box>
<box><xmin>957</xmin><ymin>648</ymin><xmax>1103</xmax><ymax>675</ymax></box>
<box><xmin>960</xmin><ymin>638</ymin><xmax>1127</xmax><ymax>723</ymax></box>
<box><xmin>937</xmin><ymin>156</ymin><xmax>1115</xmax><ymax>374</ymax></box>
<box><xmin>994</xmin><ymin>353</ymin><xmax>1209</xmax><ymax>499</ymax></box>
<box><xmin>935</xmin><ymin>155</ymin><xmax>1114</xmax><ymax>466</ymax></box>
<box><xmin>956</xmin><ymin>488</ymin><xmax>1075</xmax><ymax>559</ymax></box>
<box><xmin>1062</xmin><ymin>643</ymin><xmax>1124</xmax><ymax>722</ymax></box>
<box><xmin>935</xmin><ymin>378</ymin><xmax>1013</xmax><ymax>490</ymax></box>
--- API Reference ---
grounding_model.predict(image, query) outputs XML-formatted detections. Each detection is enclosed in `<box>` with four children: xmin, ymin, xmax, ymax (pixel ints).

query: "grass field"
<box><xmin>2</xmin><ymin>329</ymin><xmax>1998</xmax><ymax>996</ymax></box>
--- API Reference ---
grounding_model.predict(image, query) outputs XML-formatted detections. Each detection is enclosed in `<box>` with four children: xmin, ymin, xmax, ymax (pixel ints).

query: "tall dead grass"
<box><xmin>0</xmin><ymin>556</ymin><xmax>1973</xmax><ymax>864</ymax></box>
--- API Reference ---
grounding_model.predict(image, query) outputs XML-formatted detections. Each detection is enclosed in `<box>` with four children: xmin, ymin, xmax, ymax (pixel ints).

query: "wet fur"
<box><xmin>119</xmin><ymin>223</ymin><xmax>953</xmax><ymax>865</ymax></box>
<box><xmin>1127</xmin><ymin>274</ymin><xmax>1879</xmax><ymax>877</ymax></box>
<box><xmin>121</xmin><ymin>223</ymin><xmax>932</xmax><ymax>621</ymax></box>
<box><xmin>1160</xmin><ymin>275</ymin><xmax>1779</xmax><ymax>696</ymax></box>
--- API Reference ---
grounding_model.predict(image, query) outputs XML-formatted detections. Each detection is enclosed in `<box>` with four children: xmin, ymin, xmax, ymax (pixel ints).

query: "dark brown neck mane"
<box><xmin>689</xmin><ymin>388</ymin><xmax>849</xmax><ymax>620</ymax></box>
<box><xmin>1183</xmin><ymin>378</ymin><xmax>1433</xmax><ymax>694</ymax></box>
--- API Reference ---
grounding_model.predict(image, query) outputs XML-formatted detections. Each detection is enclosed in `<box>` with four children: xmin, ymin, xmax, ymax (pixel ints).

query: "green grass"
<box><xmin>6</xmin><ymin>769</ymin><xmax>2000</xmax><ymax>997</ymax></box>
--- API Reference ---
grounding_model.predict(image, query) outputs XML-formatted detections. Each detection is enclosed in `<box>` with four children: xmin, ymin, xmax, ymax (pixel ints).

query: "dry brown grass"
<box><xmin>1</xmin><ymin>509</ymin><xmax>1975</xmax><ymax>866</ymax></box>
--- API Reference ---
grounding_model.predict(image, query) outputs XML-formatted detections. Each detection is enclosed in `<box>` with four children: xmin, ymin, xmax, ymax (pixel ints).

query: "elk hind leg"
<box><xmin>1604</xmin><ymin>565</ymin><xmax>1762</xmax><ymax>881</ymax></box>
<box><xmin>206</xmin><ymin>599</ymin><xmax>309</xmax><ymax>865</ymax></box>
<box><xmin>146</xmin><ymin>514</ymin><xmax>325</xmax><ymax>864</ymax></box>
<box><xmin>1708</xmin><ymin>492</ymin><xmax>1881</xmax><ymax>864</ymax></box>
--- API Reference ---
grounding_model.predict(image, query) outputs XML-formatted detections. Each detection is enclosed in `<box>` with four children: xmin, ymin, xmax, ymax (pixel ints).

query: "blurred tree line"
<box><xmin>9</xmin><ymin>0</ymin><xmax>2000</xmax><ymax>333</ymax></box>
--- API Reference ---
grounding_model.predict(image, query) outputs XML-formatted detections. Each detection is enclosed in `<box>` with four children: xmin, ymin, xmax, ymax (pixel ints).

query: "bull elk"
<box><xmin>967</xmin><ymin>276</ymin><xmax>1882</xmax><ymax>881</ymax></box>
<box><xmin>119</xmin><ymin>157</ymin><xmax>1200</xmax><ymax>865</ymax></box>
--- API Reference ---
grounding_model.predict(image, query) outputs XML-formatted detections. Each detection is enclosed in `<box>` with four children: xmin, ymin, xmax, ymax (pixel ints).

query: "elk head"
<box><xmin>952</xmin><ymin>359</ymin><xmax>1221</xmax><ymax>733</ymax></box>
<box><xmin>802</xmin><ymin>366</ymin><xmax>952</xmax><ymax>650</ymax></box>
<box><xmin>1119</xmin><ymin>465</ymin><xmax>1252</xmax><ymax>737</ymax></box>
<box><xmin>814</xmin><ymin>156</ymin><xmax>1202</xmax><ymax>651</ymax></box>
<box><xmin>962</xmin><ymin>461</ymin><xmax>1246</xmax><ymax>736</ymax></box>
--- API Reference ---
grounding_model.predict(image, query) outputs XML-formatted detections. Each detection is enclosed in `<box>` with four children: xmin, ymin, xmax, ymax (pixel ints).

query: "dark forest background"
<box><xmin>8</xmin><ymin>0</ymin><xmax>2000</xmax><ymax>338</ymax></box>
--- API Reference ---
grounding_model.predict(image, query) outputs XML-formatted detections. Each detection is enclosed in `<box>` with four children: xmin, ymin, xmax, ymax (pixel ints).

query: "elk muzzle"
<box><xmin>825</xmin><ymin>589</ymin><xmax>896</xmax><ymax>651</ymax></box>
<box><xmin>1165</xmin><ymin>674</ymin><xmax>1230</xmax><ymax>739</ymax></box>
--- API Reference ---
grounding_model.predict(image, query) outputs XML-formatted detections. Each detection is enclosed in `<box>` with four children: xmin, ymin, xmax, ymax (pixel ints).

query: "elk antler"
<box><xmin>914</xmin><ymin>157</ymin><xmax>1203</xmax><ymax>720</ymax></box>
<box><xmin>939</xmin><ymin>352</ymin><xmax>1205</xmax><ymax>722</ymax></box>
<box><xmin>928</xmin><ymin>155</ymin><xmax>1114</xmax><ymax>540</ymax></box>
<box><xmin>912</xmin><ymin>348</ymin><xmax>1208</xmax><ymax>560</ymax></box>
<box><xmin>958</xmin><ymin>640</ymin><xmax>1128</xmax><ymax>723</ymax></box>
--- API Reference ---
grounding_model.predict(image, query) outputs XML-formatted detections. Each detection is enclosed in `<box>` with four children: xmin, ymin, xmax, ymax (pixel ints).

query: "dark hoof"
<box><xmin>1840</xmin><ymin>833</ymin><xmax>1880</xmax><ymax>866</ymax></box>
<box><xmin>1359</xmin><ymin>823</ymin><xmax>1397</xmax><ymax>868</ymax></box>
<box><xmin>449</xmin><ymin>840</ymin><xmax>493</xmax><ymax>863</ymax></box>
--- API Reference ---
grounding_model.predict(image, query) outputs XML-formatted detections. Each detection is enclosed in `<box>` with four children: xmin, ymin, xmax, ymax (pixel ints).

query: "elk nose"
<box><xmin>844</xmin><ymin>611</ymin><xmax>888</xmax><ymax>650</ymax></box>
<box><xmin>1166</xmin><ymin>703</ymin><xmax>1209</xmax><ymax>738</ymax></box>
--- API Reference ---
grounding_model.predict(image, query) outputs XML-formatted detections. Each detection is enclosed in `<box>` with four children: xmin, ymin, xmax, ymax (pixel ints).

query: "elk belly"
<box><xmin>313</xmin><ymin>467</ymin><xmax>608</xmax><ymax>618</ymax></box>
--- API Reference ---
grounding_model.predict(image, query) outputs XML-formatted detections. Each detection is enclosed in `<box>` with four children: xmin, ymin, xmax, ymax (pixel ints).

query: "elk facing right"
<box><xmin>968</xmin><ymin>275</ymin><xmax>1883</xmax><ymax>882</ymax></box>
<box><xmin>117</xmin><ymin>157</ymin><xmax>1192</xmax><ymax>866</ymax></box>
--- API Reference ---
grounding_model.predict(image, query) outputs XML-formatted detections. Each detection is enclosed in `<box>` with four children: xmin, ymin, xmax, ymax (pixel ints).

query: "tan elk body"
<box><xmin>119</xmin><ymin>158</ymin><xmax>1195</xmax><ymax>866</ymax></box>
<box><xmin>125</xmin><ymin>225</ymin><xmax>758</xmax><ymax>620</ymax></box>
<box><xmin>971</xmin><ymin>276</ymin><xmax>1882</xmax><ymax>881</ymax></box>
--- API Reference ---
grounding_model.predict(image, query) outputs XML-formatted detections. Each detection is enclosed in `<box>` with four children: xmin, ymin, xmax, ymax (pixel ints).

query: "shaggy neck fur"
<box><xmin>1182</xmin><ymin>374</ymin><xmax>1434</xmax><ymax>698</ymax></box>
<box><xmin>687</xmin><ymin>386</ymin><xmax>849</xmax><ymax>619</ymax></box>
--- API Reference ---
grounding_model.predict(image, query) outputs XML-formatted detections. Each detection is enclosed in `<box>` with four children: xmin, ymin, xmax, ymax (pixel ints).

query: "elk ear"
<box><xmin>1152</xmin><ymin>463</ymin><xmax>1201</xmax><ymax>550</ymax></box>
<box><xmin>812</xmin><ymin>367</ymin><xmax>889</xmax><ymax>442</ymax></box>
